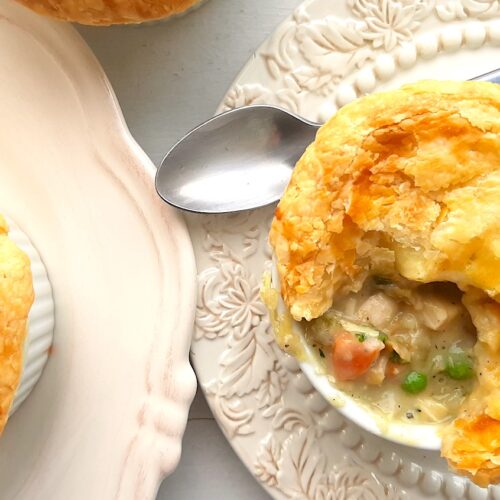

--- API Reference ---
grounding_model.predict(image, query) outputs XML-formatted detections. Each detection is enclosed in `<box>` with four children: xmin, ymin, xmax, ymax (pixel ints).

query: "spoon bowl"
<box><xmin>156</xmin><ymin>105</ymin><xmax>319</xmax><ymax>213</ymax></box>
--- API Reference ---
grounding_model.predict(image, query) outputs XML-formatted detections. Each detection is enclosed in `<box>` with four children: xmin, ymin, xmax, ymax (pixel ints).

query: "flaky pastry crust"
<box><xmin>15</xmin><ymin>0</ymin><xmax>202</xmax><ymax>25</ymax></box>
<box><xmin>0</xmin><ymin>215</ymin><xmax>34</xmax><ymax>434</ymax></box>
<box><xmin>269</xmin><ymin>80</ymin><xmax>500</xmax><ymax>485</ymax></box>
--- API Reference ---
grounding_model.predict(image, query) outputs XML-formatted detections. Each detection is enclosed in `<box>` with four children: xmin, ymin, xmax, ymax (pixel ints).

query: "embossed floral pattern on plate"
<box><xmin>189</xmin><ymin>1</ymin><xmax>500</xmax><ymax>498</ymax></box>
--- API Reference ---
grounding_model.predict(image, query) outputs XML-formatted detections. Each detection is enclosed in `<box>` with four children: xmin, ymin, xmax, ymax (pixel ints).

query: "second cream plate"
<box><xmin>189</xmin><ymin>0</ymin><xmax>500</xmax><ymax>498</ymax></box>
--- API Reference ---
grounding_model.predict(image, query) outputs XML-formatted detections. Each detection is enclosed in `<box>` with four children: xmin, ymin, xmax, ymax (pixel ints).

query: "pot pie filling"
<box><xmin>268</xmin><ymin>80</ymin><xmax>500</xmax><ymax>486</ymax></box>
<box><xmin>303</xmin><ymin>276</ymin><xmax>475</xmax><ymax>425</ymax></box>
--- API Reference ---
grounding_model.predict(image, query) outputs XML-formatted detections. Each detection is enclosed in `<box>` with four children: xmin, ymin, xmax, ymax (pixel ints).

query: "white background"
<box><xmin>78</xmin><ymin>0</ymin><xmax>303</xmax><ymax>498</ymax></box>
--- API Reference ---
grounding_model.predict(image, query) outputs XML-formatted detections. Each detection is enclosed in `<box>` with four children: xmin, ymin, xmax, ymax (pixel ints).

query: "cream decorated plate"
<box><xmin>188</xmin><ymin>1</ymin><xmax>500</xmax><ymax>498</ymax></box>
<box><xmin>0</xmin><ymin>1</ymin><xmax>196</xmax><ymax>499</ymax></box>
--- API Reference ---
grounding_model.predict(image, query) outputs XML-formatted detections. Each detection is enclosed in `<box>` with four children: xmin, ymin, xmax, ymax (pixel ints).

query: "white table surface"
<box><xmin>77</xmin><ymin>1</ymin><xmax>303</xmax><ymax>498</ymax></box>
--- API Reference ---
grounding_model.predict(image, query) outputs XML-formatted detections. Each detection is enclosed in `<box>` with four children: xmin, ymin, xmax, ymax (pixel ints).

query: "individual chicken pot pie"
<box><xmin>0</xmin><ymin>214</ymin><xmax>54</xmax><ymax>435</ymax></box>
<box><xmin>268</xmin><ymin>80</ymin><xmax>500</xmax><ymax>486</ymax></box>
<box><xmin>14</xmin><ymin>0</ymin><xmax>204</xmax><ymax>25</ymax></box>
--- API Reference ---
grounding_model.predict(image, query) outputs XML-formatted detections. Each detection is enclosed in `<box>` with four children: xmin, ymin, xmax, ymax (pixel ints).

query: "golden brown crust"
<box><xmin>0</xmin><ymin>215</ymin><xmax>34</xmax><ymax>434</ymax></box>
<box><xmin>442</xmin><ymin>415</ymin><xmax>500</xmax><ymax>487</ymax></box>
<box><xmin>14</xmin><ymin>0</ymin><xmax>203</xmax><ymax>25</ymax></box>
<box><xmin>270</xmin><ymin>80</ymin><xmax>500</xmax><ymax>322</ymax></box>
<box><xmin>269</xmin><ymin>80</ymin><xmax>500</xmax><ymax>485</ymax></box>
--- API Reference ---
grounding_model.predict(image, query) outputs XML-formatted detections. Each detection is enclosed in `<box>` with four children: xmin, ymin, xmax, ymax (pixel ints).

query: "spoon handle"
<box><xmin>470</xmin><ymin>67</ymin><xmax>500</xmax><ymax>83</ymax></box>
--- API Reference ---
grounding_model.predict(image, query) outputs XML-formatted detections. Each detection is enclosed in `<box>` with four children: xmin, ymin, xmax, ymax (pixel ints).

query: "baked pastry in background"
<box><xmin>269</xmin><ymin>80</ymin><xmax>500</xmax><ymax>485</ymax></box>
<box><xmin>0</xmin><ymin>214</ymin><xmax>54</xmax><ymax>436</ymax></box>
<box><xmin>14</xmin><ymin>0</ymin><xmax>205</xmax><ymax>25</ymax></box>
<box><xmin>0</xmin><ymin>215</ymin><xmax>34</xmax><ymax>433</ymax></box>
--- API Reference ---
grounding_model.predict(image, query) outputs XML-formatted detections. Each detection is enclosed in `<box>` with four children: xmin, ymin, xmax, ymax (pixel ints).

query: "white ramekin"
<box><xmin>7</xmin><ymin>220</ymin><xmax>55</xmax><ymax>415</ymax></box>
<box><xmin>271</xmin><ymin>260</ymin><xmax>442</xmax><ymax>451</ymax></box>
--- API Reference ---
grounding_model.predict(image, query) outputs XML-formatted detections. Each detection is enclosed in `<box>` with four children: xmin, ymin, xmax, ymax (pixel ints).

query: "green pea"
<box><xmin>445</xmin><ymin>348</ymin><xmax>474</xmax><ymax>380</ymax></box>
<box><xmin>401</xmin><ymin>371</ymin><xmax>427</xmax><ymax>394</ymax></box>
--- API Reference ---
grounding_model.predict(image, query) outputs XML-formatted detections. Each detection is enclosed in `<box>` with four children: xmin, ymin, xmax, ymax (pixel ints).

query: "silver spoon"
<box><xmin>156</xmin><ymin>68</ymin><xmax>500</xmax><ymax>214</ymax></box>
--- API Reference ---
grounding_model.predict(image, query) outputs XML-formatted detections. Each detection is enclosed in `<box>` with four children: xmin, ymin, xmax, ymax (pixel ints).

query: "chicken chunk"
<box><xmin>358</xmin><ymin>293</ymin><xmax>398</xmax><ymax>330</ymax></box>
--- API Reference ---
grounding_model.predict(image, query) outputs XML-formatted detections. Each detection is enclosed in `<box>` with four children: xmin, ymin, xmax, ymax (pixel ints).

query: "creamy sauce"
<box><xmin>260</xmin><ymin>273</ymin><xmax>306</xmax><ymax>361</ymax></box>
<box><xmin>303</xmin><ymin>277</ymin><xmax>476</xmax><ymax>424</ymax></box>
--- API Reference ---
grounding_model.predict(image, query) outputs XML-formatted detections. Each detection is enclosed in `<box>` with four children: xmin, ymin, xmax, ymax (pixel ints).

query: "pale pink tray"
<box><xmin>0</xmin><ymin>2</ymin><xmax>197</xmax><ymax>499</ymax></box>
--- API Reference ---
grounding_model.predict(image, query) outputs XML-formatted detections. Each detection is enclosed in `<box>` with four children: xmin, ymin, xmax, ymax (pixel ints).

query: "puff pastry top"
<box><xmin>15</xmin><ymin>0</ymin><xmax>203</xmax><ymax>25</ymax></box>
<box><xmin>0</xmin><ymin>215</ymin><xmax>34</xmax><ymax>434</ymax></box>
<box><xmin>269</xmin><ymin>80</ymin><xmax>500</xmax><ymax>485</ymax></box>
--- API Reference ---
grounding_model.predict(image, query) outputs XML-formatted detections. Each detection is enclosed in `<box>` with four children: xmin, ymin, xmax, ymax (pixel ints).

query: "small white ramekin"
<box><xmin>7</xmin><ymin>220</ymin><xmax>55</xmax><ymax>415</ymax></box>
<box><xmin>271</xmin><ymin>261</ymin><xmax>442</xmax><ymax>451</ymax></box>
